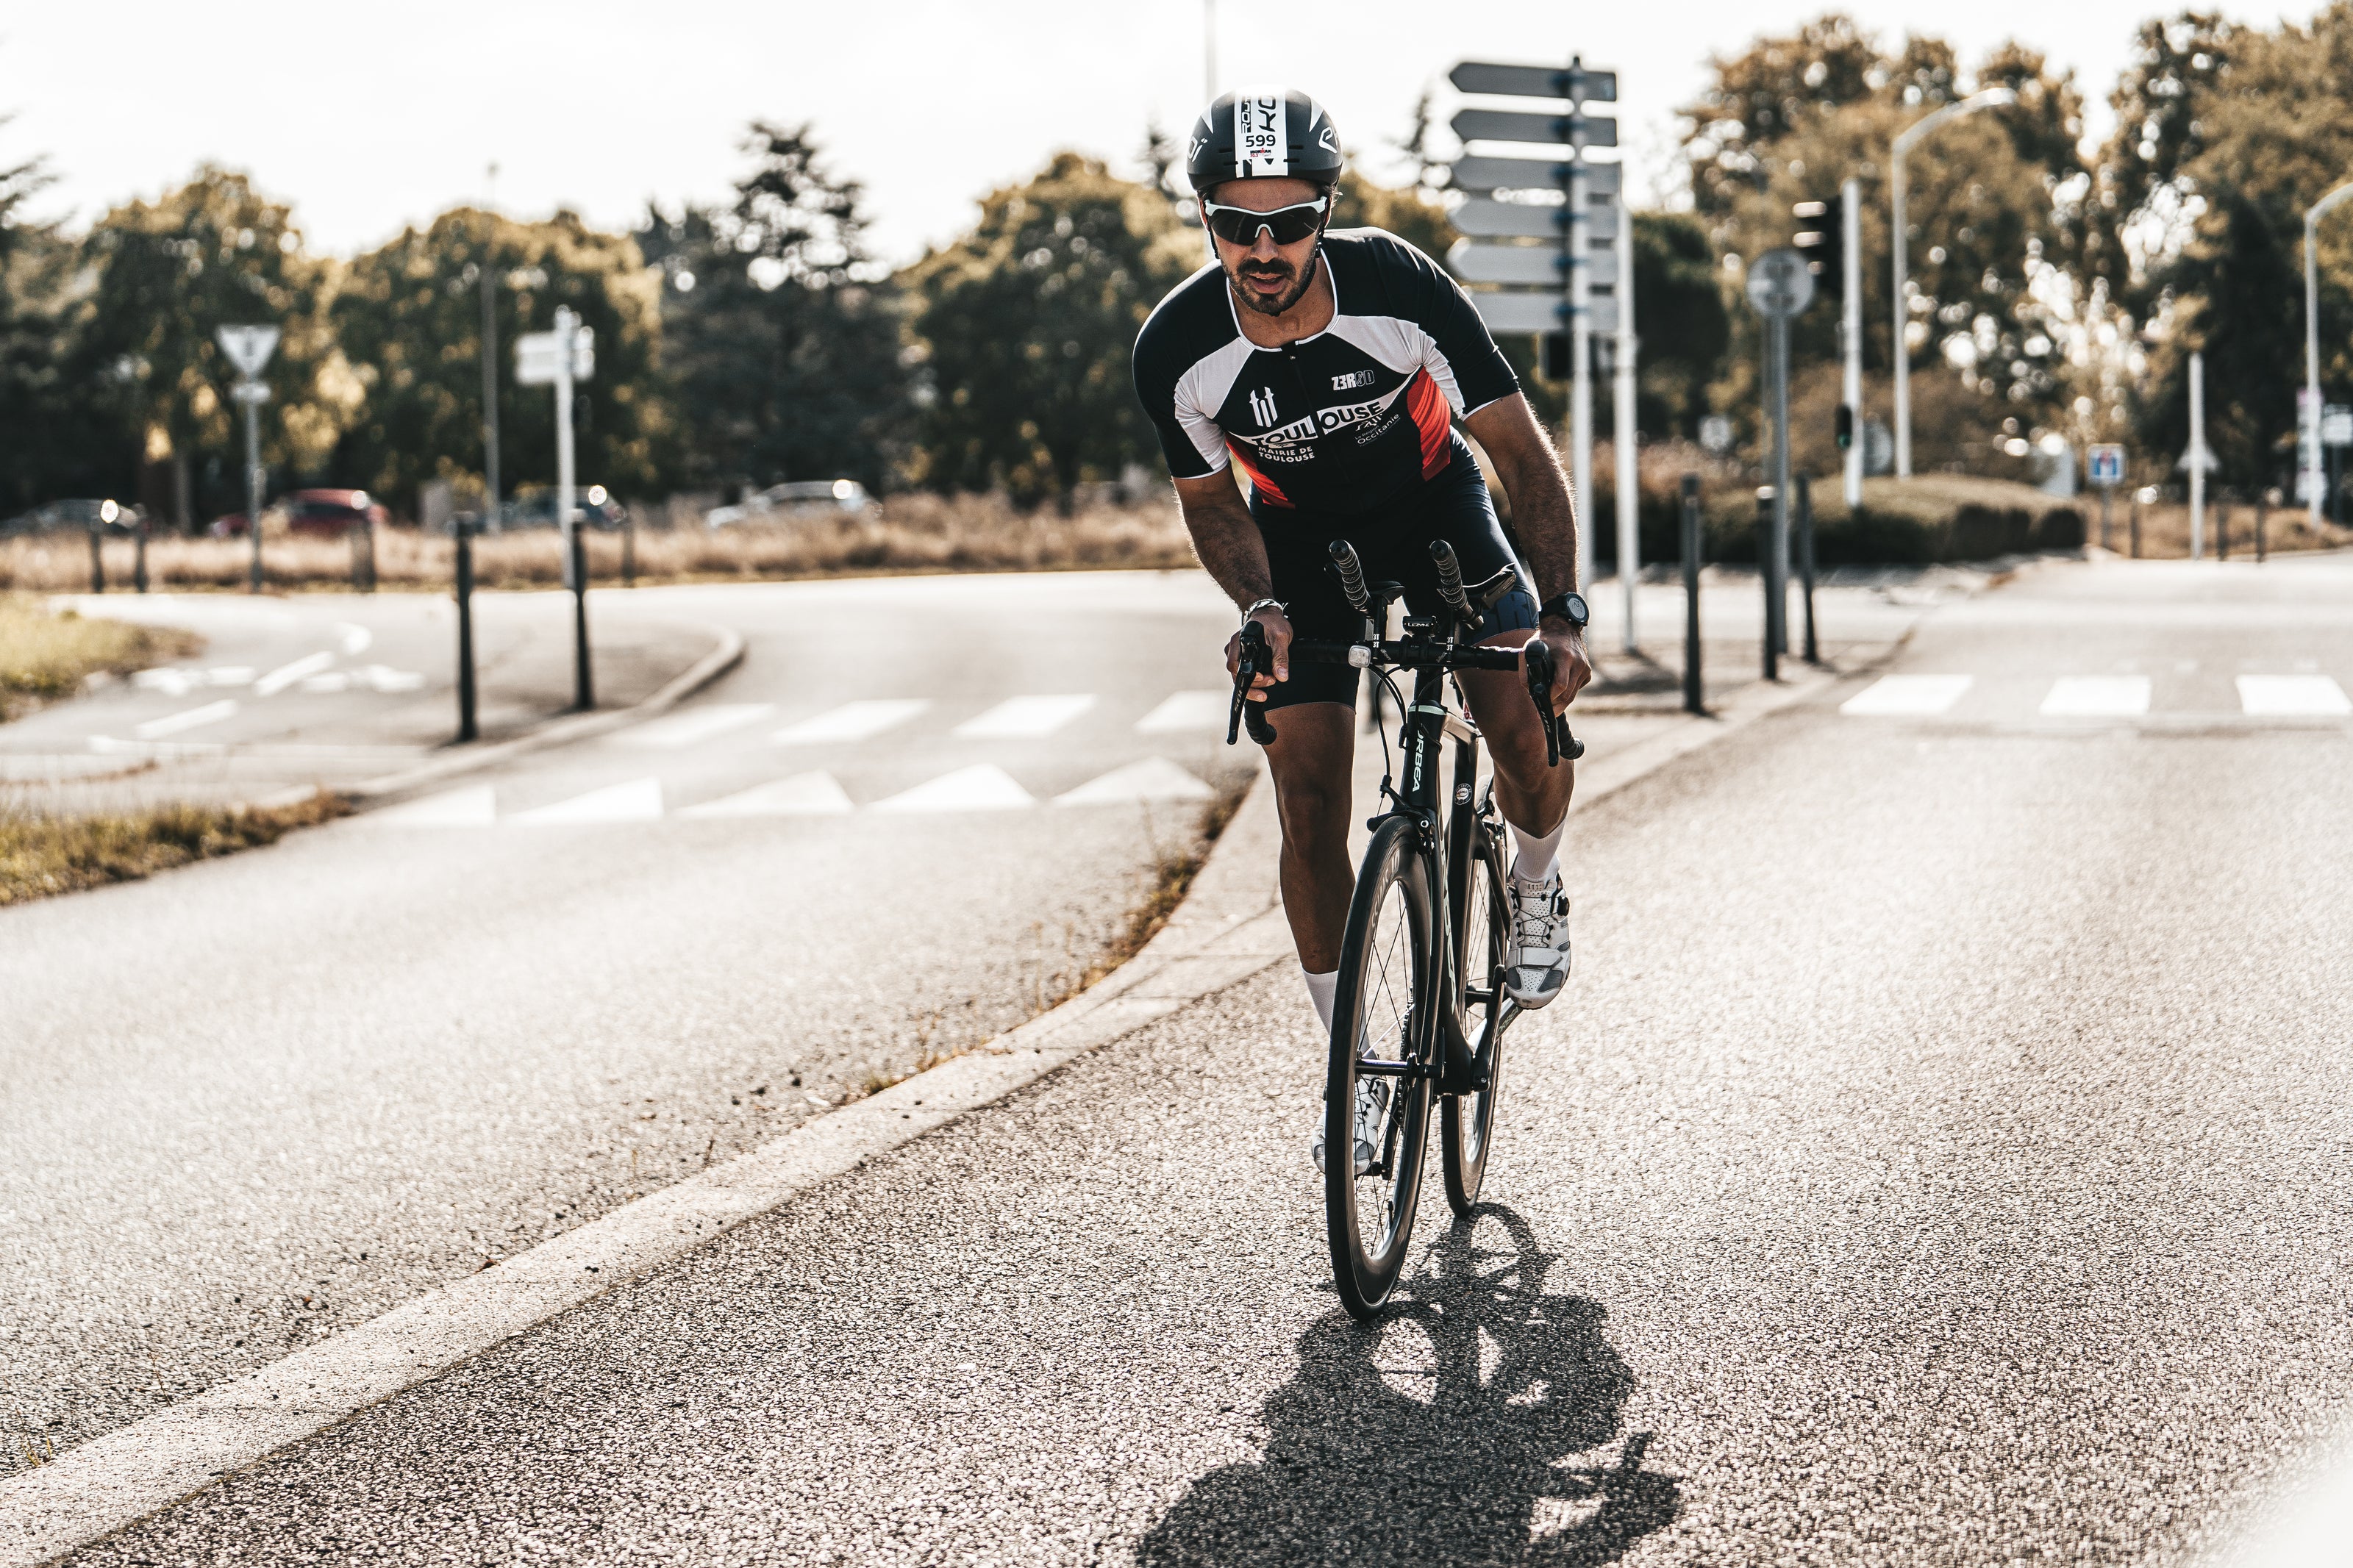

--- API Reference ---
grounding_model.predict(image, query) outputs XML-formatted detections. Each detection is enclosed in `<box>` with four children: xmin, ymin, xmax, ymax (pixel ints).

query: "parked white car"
<box><xmin>704</xmin><ymin>479</ymin><xmax>874</xmax><ymax>529</ymax></box>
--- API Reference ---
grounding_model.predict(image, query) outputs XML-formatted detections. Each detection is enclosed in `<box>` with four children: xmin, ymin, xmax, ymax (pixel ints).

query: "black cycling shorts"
<box><xmin>1253</xmin><ymin>440</ymin><xmax>1538</xmax><ymax>711</ymax></box>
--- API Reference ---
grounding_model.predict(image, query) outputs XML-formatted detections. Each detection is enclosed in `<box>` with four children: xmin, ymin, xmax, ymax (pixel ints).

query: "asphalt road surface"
<box><xmin>38</xmin><ymin>554</ymin><xmax>2353</xmax><ymax>1563</ymax></box>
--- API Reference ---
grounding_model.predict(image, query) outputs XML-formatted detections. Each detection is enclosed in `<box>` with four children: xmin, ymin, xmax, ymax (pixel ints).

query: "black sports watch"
<box><xmin>1538</xmin><ymin>592</ymin><xmax>1590</xmax><ymax>630</ymax></box>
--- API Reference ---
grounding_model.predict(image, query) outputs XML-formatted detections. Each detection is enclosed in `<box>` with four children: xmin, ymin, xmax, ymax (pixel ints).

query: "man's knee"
<box><xmin>1274</xmin><ymin>771</ymin><xmax>1352</xmax><ymax>855</ymax></box>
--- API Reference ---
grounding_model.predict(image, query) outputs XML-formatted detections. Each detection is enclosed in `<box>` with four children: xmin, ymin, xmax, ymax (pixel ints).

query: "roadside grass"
<box><xmin>0</xmin><ymin>493</ymin><xmax>1197</xmax><ymax>595</ymax></box>
<box><xmin>0</xmin><ymin>790</ymin><xmax>348</xmax><ymax>906</ymax></box>
<box><xmin>0</xmin><ymin>593</ymin><xmax>203</xmax><ymax>720</ymax></box>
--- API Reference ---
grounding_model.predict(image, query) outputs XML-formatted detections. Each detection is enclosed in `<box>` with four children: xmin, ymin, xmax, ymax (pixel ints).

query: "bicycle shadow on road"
<box><xmin>1137</xmin><ymin>1204</ymin><xmax>1680</xmax><ymax>1566</ymax></box>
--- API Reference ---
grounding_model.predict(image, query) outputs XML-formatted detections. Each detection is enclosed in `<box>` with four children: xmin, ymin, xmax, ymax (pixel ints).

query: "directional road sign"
<box><xmin>1449</xmin><ymin>240</ymin><xmax>1619</xmax><ymax>289</ymax></box>
<box><xmin>516</xmin><ymin>327</ymin><xmax>596</xmax><ymax>386</ymax></box>
<box><xmin>1447</xmin><ymin>62</ymin><xmax>1617</xmax><ymax>103</ymax></box>
<box><xmin>2326</xmin><ymin>405</ymin><xmax>2353</xmax><ymax>446</ymax></box>
<box><xmin>1451</xmin><ymin>156</ymin><xmax>1623</xmax><ymax>196</ymax></box>
<box><xmin>1453</xmin><ymin>195</ymin><xmax>1620</xmax><ymax>239</ymax></box>
<box><xmin>1452</xmin><ymin>108</ymin><xmax>1618</xmax><ymax>148</ymax></box>
<box><xmin>2088</xmin><ymin>444</ymin><xmax>2126</xmax><ymax>487</ymax></box>
<box><xmin>230</xmin><ymin>382</ymin><xmax>272</xmax><ymax>405</ymax></box>
<box><xmin>1470</xmin><ymin>292</ymin><xmax>1619</xmax><ymax>336</ymax></box>
<box><xmin>1745</xmin><ymin>248</ymin><xmax>1815</xmax><ymax>318</ymax></box>
<box><xmin>214</xmin><ymin>324</ymin><xmax>280</xmax><ymax>377</ymax></box>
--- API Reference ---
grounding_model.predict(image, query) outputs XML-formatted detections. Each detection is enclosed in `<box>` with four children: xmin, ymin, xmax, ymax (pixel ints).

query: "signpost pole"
<box><xmin>1841</xmin><ymin>177</ymin><xmax>1863</xmax><ymax>506</ymax></box>
<box><xmin>1613</xmin><ymin>191</ymin><xmax>1638</xmax><ymax>654</ymax></box>
<box><xmin>1797</xmin><ymin>471</ymin><xmax>1818</xmax><ymax>665</ymax></box>
<box><xmin>454</xmin><ymin>518</ymin><xmax>479</xmax><ymax>742</ymax></box>
<box><xmin>2189</xmin><ymin>350</ymin><xmax>2207</xmax><ymax>561</ymax></box>
<box><xmin>1567</xmin><ymin>60</ymin><xmax>1593</xmax><ymax>599</ymax></box>
<box><xmin>1681</xmin><ymin>473</ymin><xmax>1703</xmax><ymax>715</ymax></box>
<box><xmin>243</xmin><ymin>390</ymin><xmax>264</xmax><ymax>594</ymax></box>
<box><xmin>553</xmin><ymin>305</ymin><xmax>592</xmax><ymax>711</ymax></box>
<box><xmin>2101</xmin><ymin>486</ymin><xmax>2113</xmax><ymax>551</ymax></box>
<box><xmin>1768</xmin><ymin>312</ymin><xmax>1791</xmax><ymax>659</ymax></box>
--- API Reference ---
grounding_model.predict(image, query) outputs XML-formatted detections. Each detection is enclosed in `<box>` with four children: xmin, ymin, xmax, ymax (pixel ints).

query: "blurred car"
<box><xmin>210</xmin><ymin>490</ymin><xmax>388</xmax><ymax>538</ymax></box>
<box><xmin>704</xmin><ymin>479</ymin><xmax>873</xmax><ymax>529</ymax></box>
<box><xmin>3</xmin><ymin>498</ymin><xmax>141</xmax><ymax>537</ymax></box>
<box><xmin>494</xmin><ymin>485</ymin><xmax>628</xmax><ymax>532</ymax></box>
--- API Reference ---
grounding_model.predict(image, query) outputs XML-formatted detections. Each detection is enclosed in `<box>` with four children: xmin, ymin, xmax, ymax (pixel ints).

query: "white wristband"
<box><xmin>1242</xmin><ymin>598</ymin><xmax>1285</xmax><ymax>621</ymax></box>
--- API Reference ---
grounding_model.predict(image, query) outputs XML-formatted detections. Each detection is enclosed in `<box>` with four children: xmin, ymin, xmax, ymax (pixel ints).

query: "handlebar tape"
<box><xmin>1327</xmin><ymin>540</ymin><xmax>1371</xmax><ymax>614</ymax></box>
<box><xmin>1429</xmin><ymin>539</ymin><xmax>1471</xmax><ymax>617</ymax></box>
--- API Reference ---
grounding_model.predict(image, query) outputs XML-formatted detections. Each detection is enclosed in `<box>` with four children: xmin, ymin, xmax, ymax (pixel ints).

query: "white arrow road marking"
<box><xmin>205</xmin><ymin>667</ymin><xmax>256</xmax><ymax>687</ymax></box>
<box><xmin>134</xmin><ymin>699</ymin><xmax>238</xmax><ymax>739</ymax></box>
<box><xmin>365</xmin><ymin>785</ymin><xmax>496</xmax><ymax>826</ymax></box>
<box><xmin>1055</xmin><ymin>757</ymin><xmax>1215</xmax><ymax>806</ymax></box>
<box><xmin>335</xmin><ymin>622</ymin><xmax>372</xmax><ymax>656</ymax></box>
<box><xmin>954</xmin><ymin>694</ymin><xmax>1096</xmax><ymax>740</ymax></box>
<box><xmin>1134</xmin><ymin>690</ymin><xmax>1229</xmax><ymax>733</ymax></box>
<box><xmin>2238</xmin><ymin>675</ymin><xmax>2352</xmax><ymax>716</ymax></box>
<box><xmin>2039</xmin><ymin>676</ymin><xmax>2151</xmax><ymax>717</ymax></box>
<box><xmin>870</xmin><ymin>764</ymin><xmax>1035</xmax><ymax>813</ymax></box>
<box><xmin>679</xmin><ymin>771</ymin><xmax>854</xmax><ymax>818</ymax></box>
<box><xmin>358</xmin><ymin>665</ymin><xmax>426</xmax><ymax>693</ymax></box>
<box><xmin>131</xmin><ymin>667</ymin><xmax>201</xmax><ymax>696</ymax></box>
<box><xmin>253</xmin><ymin>651</ymin><xmax>335</xmax><ymax>696</ymax></box>
<box><xmin>614</xmin><ymin>704</ymin><xmax>777</xmax><ymax>749</ymax></box>
<box><xmin>300</xmin><ymin>673</ymin><xmax>351</xmax><ymax>693</ymax></box>
<box><xmin>1839</xmin><ymin>675</ymin><xmax>1973</xmax><ymax>716</ymax></box>
<box><xmin>512</xmin><ymin>778</ymin><xmax>664</xmax><ymax>824</ymax></box>
<box><xmin>774</xmin><ymin>699</ymin><xmax>929</xmax><ymax>745</ymax></box>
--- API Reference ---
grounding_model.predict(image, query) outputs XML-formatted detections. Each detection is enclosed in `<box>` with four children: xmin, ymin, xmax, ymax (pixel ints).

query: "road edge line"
<box><xmin>0</xmin><ymin>660</ymin><xmax>1840</xmax><ymax>1565</ymax></box>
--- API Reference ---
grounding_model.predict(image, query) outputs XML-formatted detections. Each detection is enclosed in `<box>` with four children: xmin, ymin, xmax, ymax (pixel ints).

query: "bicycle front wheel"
<box><xmin>1443</xmin><ymin>819</ymin><xmax>1510</xmax><ymax>1213</ymax></box>
<box><xmin>1325</xmin><ymin>817</ymin><xmax>1435</xmax><ymax>1320</ymax></box>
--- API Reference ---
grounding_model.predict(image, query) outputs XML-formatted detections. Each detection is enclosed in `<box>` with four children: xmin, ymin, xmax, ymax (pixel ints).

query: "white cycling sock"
<box><xmin>1509</xmin><ymin>817</ymin><xmax>1565</xmax><ymax>890</ymax></box>
<box><xmin>1302</xmin><ymin>967</ymin><xmax>1339</xmax><ymax>1032</ymax></box>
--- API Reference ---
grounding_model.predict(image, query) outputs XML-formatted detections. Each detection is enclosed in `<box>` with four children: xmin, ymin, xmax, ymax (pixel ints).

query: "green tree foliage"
<box><xmin>76</xmin><ymin>167</ymin><xmax>344</xmax><ymax>526</ymax></box>
<box><xmin>907</xmin><ymin>153</ymin><xmax>1195</xmax><ymax>507</ymax></box>
<box><xmin>334</xmin><ymin>208</ymin><xmax>665</xmax><ymax>507</ymax></box>
<box><xmin>2104</xmin><ymin>7</ymin><xmax>2353</xmax><ymax>487</ymax></box>
<box><xmin>0</xmin><ymin>129</ymin><xmax>109</xmax><ymax>513</ymax></box>
<box><xmin>637</xmin><ymin>123</ymin><xmax>912</xmax><ymax>495</ymax></box>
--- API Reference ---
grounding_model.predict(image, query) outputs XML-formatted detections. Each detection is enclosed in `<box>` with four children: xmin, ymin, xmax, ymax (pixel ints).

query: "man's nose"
<box><xmin>1248</xmin><ymin>228</ymin><xmax>1282</xmax><ymax>262</ymax></box>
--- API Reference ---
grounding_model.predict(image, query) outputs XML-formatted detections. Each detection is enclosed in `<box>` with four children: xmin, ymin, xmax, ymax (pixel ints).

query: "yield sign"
<box><xmin>215</xmin><ymin>324</ymin><xmax>280</xmax><ymax>377</ymax></box>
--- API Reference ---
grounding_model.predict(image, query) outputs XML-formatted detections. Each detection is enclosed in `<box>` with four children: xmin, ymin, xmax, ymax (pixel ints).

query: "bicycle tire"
<box><xmin>1443</xmin><ymin>819</ymin><xmax>1510</xmax><ymax>1213</ymax></box>
<box><xmin>1325</xmin><ymin>817</ymin><xmax>1436</xmax><ymax>1320</ymax></box>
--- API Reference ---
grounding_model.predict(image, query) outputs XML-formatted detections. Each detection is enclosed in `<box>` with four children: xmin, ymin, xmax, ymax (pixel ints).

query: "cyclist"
<box><xmin>1133</xmin><ymin>87</ymin><xmax>1595</xmax><ymax>1175</ymax></box>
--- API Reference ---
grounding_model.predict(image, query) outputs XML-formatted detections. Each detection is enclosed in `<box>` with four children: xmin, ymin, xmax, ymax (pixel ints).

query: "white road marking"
<box><xmin>870</xmin><ymin>763</ymin><xmax>1035</xmax><ymax>813</ymax></box>
<box><xmin>205</xmin><ymin>667</ymin><xmax>255</xmax><ymax>687</ymax></box>
<box><xmin>613</xmin><ymin>704</ymin><xmax>776</xmax><ymax>750</ymax></box>
<box><xmin>252</xmin><ymin>651</ymin><xmax>335</xmax><ymax>697</ymax></box>
<box><xmin>358</xmin><ymin>665</ymin><xmax>426</xmax><ymax>693</ymax></box>
<box><xmin>2039</xmin><ymin>676</ymin><xmax>2151</xmax><ymax>717</ymax></box>
<box><xmin>335</xmin><ymin>622</ymin><xmax>372</xmax><ymax>656</ymax></box>
<box><xmin>130</xmin><ymin>667</ymin><xmax>200</xmax><ymax>696</ymax></box>
<box><xmin>512</xmin><ymin>778</ymin><xmax>664</xmax><ymax>824</ymax></box>
<box><xmin>133</xmin><ymin>700</ymin><xmax>238</xmax><ymax>739</ymax></box>
<box><xmin>2238</xmin><ymin>675</ymin><xmax>2353</xmax><ymax>716</ymax></box>
<box><xmin>1840</xmin><ymin>675</ymin><xmax>1974</xmax><ymax>716</ymax></box>
<box><xmin>299</xmin><ymin>673</ymin><xmax>351</xmax><ymax>693</ymax></box>
<box><xmin>1055</xmin><ymin>757</ymin><xmax>1215</xmax><ymax>806</ymax></box>
<box><xmin>773</xmin><ymin>698</ymin><xmax>929</xmax><ymax>745</ymax></box>
<box><xmin>1134</xmin><ymin>690</ymin><xmax>1229</xmax><ymax>733</ymax></box>
<box><xmin>364</xmin><ymin>785</ymin><xmax>496</xmax><ymax>826</ymax></box>
<box><xmin>954</xmin><ymin>693</ymin><xmax>1097</xmax><ymax>739</ymax></box>
<box><xmin>678</xmin><ymin>771</ymin><xmax>854</xmax><ymax>818</ymax></box>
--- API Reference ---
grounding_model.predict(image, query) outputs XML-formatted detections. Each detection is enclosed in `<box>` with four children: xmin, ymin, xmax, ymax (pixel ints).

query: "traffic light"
<box><xmin>1792</xmin><ymin>198</ymin><xmax>1843</xmax><ymax>304</ymax></box>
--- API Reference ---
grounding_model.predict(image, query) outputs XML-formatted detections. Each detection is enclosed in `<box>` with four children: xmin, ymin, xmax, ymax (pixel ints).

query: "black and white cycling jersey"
<box><xmin>1132</xmin><ymin>228</ymin><xmax>1521</xmax><ymax>515</ymax></box>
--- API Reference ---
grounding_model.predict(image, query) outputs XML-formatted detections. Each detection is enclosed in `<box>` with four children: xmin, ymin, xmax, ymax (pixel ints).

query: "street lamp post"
<box><xmin>2304</xmin><ymin>181</ymin><xmax>2353</xmax><ymax>526</ymax></box>
<box><xmin>1891</xmin><ymin>88</ymin><xmax>2016</xmax><ymax>479</ymax></box>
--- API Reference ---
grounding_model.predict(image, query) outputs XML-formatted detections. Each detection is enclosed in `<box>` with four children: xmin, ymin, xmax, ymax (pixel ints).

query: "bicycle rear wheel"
<box><xmin>1443</xmin><ymin>820</ymin><xmax>1510</xmax><ymax>1213</ymax></box>
<box><xmin>1325</xmin><ymin>817</ymin><xmax>1435</xmax><ymax>1320</ymax></box>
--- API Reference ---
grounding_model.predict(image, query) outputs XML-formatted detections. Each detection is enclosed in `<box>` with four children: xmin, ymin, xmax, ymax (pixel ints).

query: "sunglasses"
<box><xmin>1202</xmin><ymin>196</ymin><xmax>1329</xmax><ymax>248</ymax></box>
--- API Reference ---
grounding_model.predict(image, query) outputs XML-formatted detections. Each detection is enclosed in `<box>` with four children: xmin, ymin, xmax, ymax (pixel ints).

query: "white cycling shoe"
<box><xmin>1313</xmin><ymin>1074</ymin><xmax>1393</xmax><ymax>1177</ymax></box>
<box><xmin>1503</xmin><ymin>870</ymin><xmax>1572</xmax><ymax>1009</ymax></box>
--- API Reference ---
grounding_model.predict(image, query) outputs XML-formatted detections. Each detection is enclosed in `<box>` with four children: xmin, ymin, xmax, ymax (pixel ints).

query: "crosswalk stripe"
<box><xmin>513</xmin><ymin>778</ymin><xmax>664</xmax><ymax>824</ymax></box>
<box><xmin>774</xmin><ymin>699</ymin><xmax>929</xmax><ymax>745</ymax></box>
<box><xmin>678</xmin><ymin>772</ymin><xmax>854</xmax><ymax>818</ymax></box>
<box><xmin>1055</xmin><ymin>757</ymin><xmax>1215</xmax><ymax>806</ymax></box>
<box><xmin>366</xmin><ymin>785</ymin><xmax>496</xmax><ymax>826</ymax></box>
<box><xmin>954</xmin><ymin>694</ymin><xmax>1097</xmax><ymax>740</ymax></box>
<box><xmin>613</xmin><ymin>704</ymin><xmax>778</xmax><ymax>750</ymax></box>
<box><xmin>2238</xmin><ymin>675</ymin><xmax>2352</xmax><ymax>716</ymax></box>
<box><xmin>1840</xmin><ymin>675</ymin><xmax>1972</xmax><ymax>717</ymax></box>
<box><xmin>870</xmin><ymin>764</ymin><xmax>1035</xmax><ymax>813</ymax></box>
<box><xmin>2040</xmin><ymin>676</ymin><xmax>2151</xmax><ymax>717</ymax></box>
<box><xmin>1135</xmin><ymin>690</ymin><xmax>1230</xmax><ymax>733</ymax></box>
<box><xmin>135</xmin><ymin>699</ymin><xmax>239</xmax><ymax>739</ymax></box>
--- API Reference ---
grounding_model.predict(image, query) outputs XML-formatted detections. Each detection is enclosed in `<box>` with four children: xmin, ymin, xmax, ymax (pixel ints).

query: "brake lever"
<box><xmin>1521</xmin><ymin>639</ymin><xmax>1585</xmax><ymax>765</ymax></box>
<box><xmin>1229</xmin><ymin>620</ymin><xmax>1278</xmax><ymax>746</ymax></box>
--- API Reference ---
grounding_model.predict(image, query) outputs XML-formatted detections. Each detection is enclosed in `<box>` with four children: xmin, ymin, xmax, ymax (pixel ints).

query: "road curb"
<box><xmin>0</xmin><ymin>657</ymin><xmax>1843</xmax><ymax>1566</ymax></box>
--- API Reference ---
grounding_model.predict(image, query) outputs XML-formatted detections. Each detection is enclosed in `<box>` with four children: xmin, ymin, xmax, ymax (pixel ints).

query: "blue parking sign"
<box><xmin>2088</xmin><ymin>444</ymin><xmax>2126</xmax><ymax>487</ymax></box>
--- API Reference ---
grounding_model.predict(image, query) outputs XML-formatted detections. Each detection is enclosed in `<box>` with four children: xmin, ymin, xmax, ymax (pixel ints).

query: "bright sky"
<box><xmin>4</xmin><ymin>0</ymin><xmax>2304</xmax><ymax>263</ymax></box>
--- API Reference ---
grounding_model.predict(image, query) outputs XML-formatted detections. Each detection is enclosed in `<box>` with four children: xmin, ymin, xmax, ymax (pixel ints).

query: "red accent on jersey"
<box><xmin>1405</xmin><ymin>369</ymin><xmax>1451</xmax><ymax>480</ymax></box>
<box><xmin>1229</xmin><ymin>445</ymin><xmax>1294</xmax><ymax>508</ymax></box>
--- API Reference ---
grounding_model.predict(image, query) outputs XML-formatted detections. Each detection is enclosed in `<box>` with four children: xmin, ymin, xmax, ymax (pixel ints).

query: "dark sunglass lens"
<box><xmin>1209</xmin><ymin>204</ymin><xmax>1321</xmax><ymax>246</ymax></box>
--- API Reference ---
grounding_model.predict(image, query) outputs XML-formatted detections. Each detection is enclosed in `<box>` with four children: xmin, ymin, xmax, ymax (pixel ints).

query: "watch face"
<box><xmin>1564</xmin><ymin>593</ymin><xmax>1590</xmax><ymax>625</ymax></box>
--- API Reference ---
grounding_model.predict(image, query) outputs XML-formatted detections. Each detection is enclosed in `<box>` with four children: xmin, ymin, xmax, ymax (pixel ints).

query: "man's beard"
<box><xmin>1227</xmin><ymin>246</ymin><xmax>1321</xmax><ymax>318</ymax></box>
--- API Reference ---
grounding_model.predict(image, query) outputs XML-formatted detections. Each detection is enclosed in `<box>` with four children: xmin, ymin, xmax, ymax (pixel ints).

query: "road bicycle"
<box><xmin>1229</xmin><ymin>540</ymin><xmax>1579</xmax><ymax>1318</ymax></box>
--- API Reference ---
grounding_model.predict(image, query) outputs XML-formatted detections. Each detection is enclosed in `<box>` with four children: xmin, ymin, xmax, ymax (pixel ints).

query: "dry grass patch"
<box><xmin>0</xmin><ymin>790</ymin><xmax>347</xmax><ymax>906</ymax></box>
<box><xmin>0</xmin><ymin>595</ymin><xmax>202</xmax><ymax>719</ymax></box>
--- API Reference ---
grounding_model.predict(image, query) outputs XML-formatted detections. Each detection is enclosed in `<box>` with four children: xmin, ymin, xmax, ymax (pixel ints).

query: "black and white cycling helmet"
<box><xmin>1185</xmin><ymin>87</ymin><xmax>1344</xmax><ymax>194</ymax></box>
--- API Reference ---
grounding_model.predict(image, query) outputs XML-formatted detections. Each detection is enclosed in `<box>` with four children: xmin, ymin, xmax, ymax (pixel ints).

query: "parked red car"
<box><xmin>208</xmin><ymin>490</ymin><xmax>388</xmax><ymax>538</ymax></box>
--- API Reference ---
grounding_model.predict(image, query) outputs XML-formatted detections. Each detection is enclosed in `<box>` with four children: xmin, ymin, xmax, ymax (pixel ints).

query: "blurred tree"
<box><xmin>0</xmin><ymin>127</ymin><xmax>110</xmax><ymax>514</ymax></box>
<box><xmin>334</xmin><ymin>207</ymin><xmax>666</xmax><ymax>509</ymax></box>
<box><xmin>638</xmin><ymin>123</ymin><xmax>911</xmax><ymax>497</ymax></box>
<box><xmin>75</xmin><ymin>166</ymin><xmax>346</xmax><ymax>529</ymax></box>
<box><xmin>907</xmin><ymin>152</ymin><xmax>1194</xmax><ymax>508</ymax></box>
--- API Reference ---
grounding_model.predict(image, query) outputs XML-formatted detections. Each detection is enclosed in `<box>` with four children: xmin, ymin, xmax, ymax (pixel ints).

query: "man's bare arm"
<box><xmin>1461</xmin><ymin>393</ymin><xmax>1579</xmax><ymax>601</ymax></box>
<box><xmin>1174</xmin><ymin>468</ymin><xmax>1291</xmax><ymax>690</ymax></box>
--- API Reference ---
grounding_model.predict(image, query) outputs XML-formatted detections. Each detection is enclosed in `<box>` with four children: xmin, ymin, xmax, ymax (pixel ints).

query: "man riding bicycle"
<box><xmin>1132</xmin><ymin>87</ymin><xmax>1595</xmax><ymax>1174</ymax></box>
